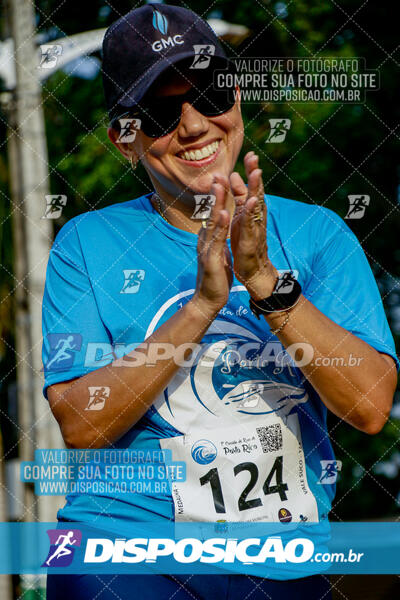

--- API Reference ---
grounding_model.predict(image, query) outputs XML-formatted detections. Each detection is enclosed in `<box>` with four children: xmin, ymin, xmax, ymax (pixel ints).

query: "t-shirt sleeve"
<box><xmin>42</xmin><ymin>218</ymin><xmax>113</xmax><ymax>398</ymax></box>
<box><xmin>305</xmin><ymin>208</ymin><xmax>399</xmax><ymax>369</ymax></box>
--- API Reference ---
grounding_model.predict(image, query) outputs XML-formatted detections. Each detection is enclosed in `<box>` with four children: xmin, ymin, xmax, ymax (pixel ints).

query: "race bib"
<box><xmin>160</xmin><ymin>415</ymin><xmax>319</xmax><ymax>523</ymax></box>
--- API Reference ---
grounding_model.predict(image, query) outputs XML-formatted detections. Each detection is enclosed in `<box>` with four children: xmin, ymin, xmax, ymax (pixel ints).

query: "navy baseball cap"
<box><xmin>102</xmin><ymin>3</ymin><xmax>233</xmax><ymax>122</ymax></box>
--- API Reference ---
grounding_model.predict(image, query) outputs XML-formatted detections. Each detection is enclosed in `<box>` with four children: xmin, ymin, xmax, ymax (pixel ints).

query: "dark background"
<box><xmin>0</xmin><ymin>0</ymin><xmax>399</xmax><ymax>524</ymax></box>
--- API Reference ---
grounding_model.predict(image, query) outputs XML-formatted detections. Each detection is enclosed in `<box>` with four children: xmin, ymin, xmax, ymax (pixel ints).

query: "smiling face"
<box><xmin>108</xmin><ymin>61</ymin><xmax>244</xmax><ymax>206</ymax></box>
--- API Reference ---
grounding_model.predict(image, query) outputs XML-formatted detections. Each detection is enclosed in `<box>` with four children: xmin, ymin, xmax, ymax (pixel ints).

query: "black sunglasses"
<box><xmin>114</xmin><ymin>79</ymin><xmax>236</xmax><ymax>138</ymax></box>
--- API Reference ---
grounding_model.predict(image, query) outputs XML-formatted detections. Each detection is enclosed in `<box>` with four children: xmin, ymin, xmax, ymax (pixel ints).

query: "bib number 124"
<box><xmin>199</xmin><ymin>456</ymin><xmax>288</xmax><ymax>514</ymax></box>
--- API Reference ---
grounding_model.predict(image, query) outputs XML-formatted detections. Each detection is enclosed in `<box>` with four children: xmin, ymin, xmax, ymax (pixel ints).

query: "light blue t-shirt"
<box><xmin>42</xmin><ymin>192</ymin><xmax>397</xmax><ymax>537</ymax></box>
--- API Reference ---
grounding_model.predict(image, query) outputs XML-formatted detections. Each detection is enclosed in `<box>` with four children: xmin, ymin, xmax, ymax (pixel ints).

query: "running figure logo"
<box><xmin>45</xmin><ymin>334</ymin><xmax>82</xmax><ymax>371</ymax></box>
<box><xmin>42</xmin><ymin>529</ymin><xmax>82</xmax><ymax>567</ymax></box>
<box><xmin>38</xmin><ymin>44</ymin><xmax>62</xmax><ymax>69</ymax></box>
<box><xmin>273</xmin><ymin>271</ymin><xmax>297</xmax><ymax>294</ymax></box>
<box><xmin>317</xmin><ymin>460</ymin><xmax>342</xmax><ymax>484</ymax></box>
<box><xmin>120</xmin><ymin>269</ymin><xmax>145</xmax><ymax>294</ymax></box>
<box><xmin>265</xmin><ymin>119</ymin><xmax>291</xmax><ymax>143</ymax></box>
<box><xmin>190</xmin><ymin>44</ymin><xmax>216</xmax><ymax>69</ymax></box>
<box><xmin>42</xmin><ymin>195</ymin><xmax>67</xmax><ymax>219</ymax></box>
<box><xmin>86</xmin><ymin>386</ymin><xmax>110</xmax><ymax>411</ymax></box>
<box><xmin>117</xmin><ymin>118</ymin><xmax>141</xmax><ymax>143</ymax></box>
<box><xmin>192</xmin><ymin>195</ymin><xmax>216</xmax><ymax>220</ymax></box>
<box><xmin>345</xmin><ymin>195</ymin><xmax>370</xmax><ymax>219</ymax></box>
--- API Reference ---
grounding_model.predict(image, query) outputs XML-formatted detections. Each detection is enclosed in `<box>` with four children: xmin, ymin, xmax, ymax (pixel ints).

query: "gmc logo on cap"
<box><xmin>152</xmin><ymin>35</ymin><xmax>184</xmax><ymax>52</ymax></box>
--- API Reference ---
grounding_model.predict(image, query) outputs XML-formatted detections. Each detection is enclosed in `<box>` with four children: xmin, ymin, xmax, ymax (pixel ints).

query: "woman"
<box><xmin>43</xmin><ymin>4</ymin><xmax>398</xmax><ymax>599</ymax></box>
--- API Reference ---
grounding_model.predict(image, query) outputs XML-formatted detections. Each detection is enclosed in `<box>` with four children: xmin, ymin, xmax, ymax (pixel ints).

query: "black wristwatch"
<box><xmin>249</xmin><ymin>272</ymin><xmax>302</xmax><ymax>319</ymax></box>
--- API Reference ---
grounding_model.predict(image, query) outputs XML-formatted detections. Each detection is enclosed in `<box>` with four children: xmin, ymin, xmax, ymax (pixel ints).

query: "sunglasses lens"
<box><xmin>194</xmin><ymin>86</ymin><xmax>236</xmax><ymax>116</ymax></box>
<box><xmin>131</xmin><ymin>80</ymin><xmax>236</xmax><ymax>137</ymax></box>
<box><xmin>137</xmin><ymin>100</ymin><xmax>182</xmax><ymax>137</ymax></box>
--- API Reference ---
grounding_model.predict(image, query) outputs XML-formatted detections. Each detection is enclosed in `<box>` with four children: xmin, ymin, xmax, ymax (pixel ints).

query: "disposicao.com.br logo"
<box><xmin>42</xmin><ymin>529</ymin><xmax>82</xmax><ymax>567</ymax></box>
<box><xmin>84</xmin><ymin>536</ymin><xmax>315</xmax><ymax>564</ymax></box>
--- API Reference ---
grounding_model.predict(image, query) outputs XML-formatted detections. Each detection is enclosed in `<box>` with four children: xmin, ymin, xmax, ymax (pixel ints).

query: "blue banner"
<box><xmin>0</xmin><ymin>522</ymin><xmax>399</xmax><ymax>577</ymax></box>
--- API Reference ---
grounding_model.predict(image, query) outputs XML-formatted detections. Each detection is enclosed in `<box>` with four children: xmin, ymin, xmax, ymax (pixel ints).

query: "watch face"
<box><xmin>250</xmin><ymin>274</ymin><xmax>302</xmax><ymax>316</ymax></box>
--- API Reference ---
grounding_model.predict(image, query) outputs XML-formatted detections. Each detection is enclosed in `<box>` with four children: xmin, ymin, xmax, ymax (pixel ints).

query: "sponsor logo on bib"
<box><xmin>278</xmin><ymin>508</ymin><xmax>292</xmax><ymax>523</ymax></box>
<box><xmin>191</xmin><ymin>440</ymin><xmax>217</xmax><ymax>465</ymax></box>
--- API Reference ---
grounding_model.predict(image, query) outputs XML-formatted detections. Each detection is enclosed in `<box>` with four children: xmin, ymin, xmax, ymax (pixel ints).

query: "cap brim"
<box><xmin>111</xmin><ymin>52</ymin><xmax>233</xmax><ymax>120</ymax></box>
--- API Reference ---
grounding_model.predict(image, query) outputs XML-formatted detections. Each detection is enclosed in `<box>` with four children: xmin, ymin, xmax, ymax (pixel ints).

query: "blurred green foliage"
<box><xmin>0</xmin><ymin>0</ymin><xmax>399</xmax><ymax>520</ymax></box>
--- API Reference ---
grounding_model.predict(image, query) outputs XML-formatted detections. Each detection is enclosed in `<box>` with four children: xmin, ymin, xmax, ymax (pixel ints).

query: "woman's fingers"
<box><xmin>244</xmin><ymin>150</ymin><xmax>255</xmax><ymax>162</ymax></box>
<box><xmin>201</xmin><ymin>181</ymin><xmax>230</xmax><ymax>260</ymax></box>
<box><xmin>210</xmin><ymin>209</ymin><xmax>230</xmax><ymax>256</ymax></box>
<box><xmin>198</xmin><ymin>174</ymin><xmax>227</xmax><ymax>245</ymax></box>
<box><xmin>247</xmin><ymin>166</ymin><xmax>266</xmax><ymax>228</ymax></box>
<box><xmin>229</xmin><ymin>172</ymin><xmax>247</xmax><ymax>204</ymax></box>
<box><xmin>195</xmin><ymin>175</ymin><xmax>233</xmax><ymax>312</ymax></box>
<box><xmin>229</xmin><ymin>152</ymin><xmax>271</xmax><ymax>291</ymax></box>
<box><xmin>247</xmin><ymin>167</ymin><xmax>262</xmax><ymax>201</ymax></box>
<box><xmin>242</xmin><ymin>152</ymin><xmax>264</xmax><ymax>205</ymax></box>
<box><xmin>203</xmin><ymin>181</ymin><xmax>224</xmax><ymax>244</ymax></box>
<box><xmin>240</xmin><ymin>196</ymin><xmax>258</xmax><ymax>245</ymax></box>
<box><xmin>212</xmin><ymin>173</ymin><xmax>230</xmax><ymax>204</ymax></box>
<box><xmin>229</xmin><ymin>171</ymin><xmax>247</xmax><ymax>223</ymax></box>
<box><xmin>208</xmin><ymin>207</ymin><xmax>230</xmax><ymax>262</ymax></box>
<box><xmin>244</xmin><ymin>151</ymin><xmax>258</xmax><ymax>180</ymax></box>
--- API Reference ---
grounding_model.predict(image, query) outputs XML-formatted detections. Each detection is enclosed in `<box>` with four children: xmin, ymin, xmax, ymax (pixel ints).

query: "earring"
<box><xmin>130</xmin><ymin>156</ymin><xmax>137</xmax><ymax>170</ymax></box>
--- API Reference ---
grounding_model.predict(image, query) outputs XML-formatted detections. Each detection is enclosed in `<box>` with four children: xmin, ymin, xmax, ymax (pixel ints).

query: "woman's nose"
<box><xmin>177</xmin><ymin>102</ymin><xmax>209</xmax><ymax>137</ymax></box>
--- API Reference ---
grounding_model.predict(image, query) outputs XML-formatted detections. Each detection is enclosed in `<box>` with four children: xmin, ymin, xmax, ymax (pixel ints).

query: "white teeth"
<box><xmin>179</xmin><ymin>140</ymin><xmax>220</xmax><ymax>161</ymax></box>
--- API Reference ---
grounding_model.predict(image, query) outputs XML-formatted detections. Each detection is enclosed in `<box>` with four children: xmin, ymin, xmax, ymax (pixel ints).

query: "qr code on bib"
<box><xmin>256</xmin><ymin>424</ymin><xmax>283</xmax><ymax>453</ymax></box>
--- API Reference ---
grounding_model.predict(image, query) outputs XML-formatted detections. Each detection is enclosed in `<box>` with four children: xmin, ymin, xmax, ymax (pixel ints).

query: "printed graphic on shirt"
<box><xmin>148</xmin><ymin>287</ymin><xmax>319</xmax><ymax>523</ymax></box>
<box><xmin>149</xmin><ymin>289</ymin><xmax>307</xmax><ymax>433</ymax></box>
